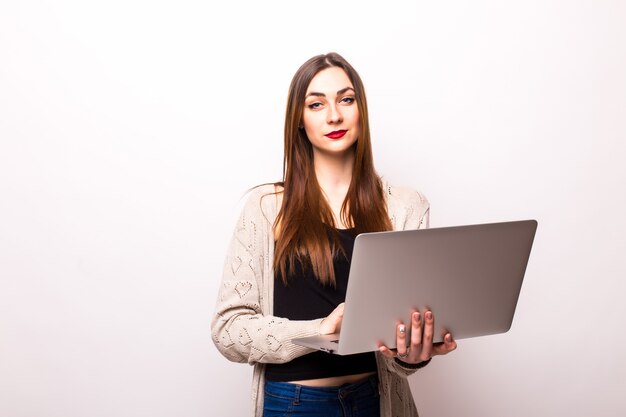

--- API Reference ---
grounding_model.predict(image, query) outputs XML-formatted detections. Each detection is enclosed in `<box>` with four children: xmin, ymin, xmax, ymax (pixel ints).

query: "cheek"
<box><xmin>349</xmin><ymin>110</ymin><xmax>361</xmax><ymax>132</ymax></box>
<box><xmin>347</xmin><ymin>107</ymin><xmax>360</xmax><ymax>124</ymax></box>
<box><xmin>302</xmin><ymin>113</ymin><xmax>321</xmax><ymax>133</ymax></box>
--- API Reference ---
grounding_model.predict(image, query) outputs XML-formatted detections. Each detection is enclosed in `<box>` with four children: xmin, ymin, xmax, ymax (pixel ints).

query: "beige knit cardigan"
<box><xmin>211</xmin><ymin>181</ymin><xmax>430</xmax><ymax>416</ymax></box>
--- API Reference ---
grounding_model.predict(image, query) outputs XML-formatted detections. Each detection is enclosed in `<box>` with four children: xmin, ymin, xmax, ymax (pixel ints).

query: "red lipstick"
<box><xmin>325</xmin><ymin>130</ymin><xmax>347</xmax><ymax>139</ymax></box>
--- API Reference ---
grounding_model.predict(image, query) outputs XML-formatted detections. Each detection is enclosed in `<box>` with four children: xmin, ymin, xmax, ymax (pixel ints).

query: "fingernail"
<box><xmin>413</xmin><ymin>312</ymin><xmax>420</xmax><ymax>321</ymax></box>
<box><xmin>399</xmin><ymin>324</ymin><xmax>406</xmax><ymax>334</ymax></box>
<box><xmin>426</xmin><ymin>311</ymin><xmax>433</xmax><ymax>320</ymax></box>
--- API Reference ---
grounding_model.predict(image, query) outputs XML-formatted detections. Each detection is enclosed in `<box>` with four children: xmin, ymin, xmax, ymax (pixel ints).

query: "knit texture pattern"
<box><xmin>211</xmin><ymin>181</ymin><xmax>430</xmax><ymax>417</ymax></box>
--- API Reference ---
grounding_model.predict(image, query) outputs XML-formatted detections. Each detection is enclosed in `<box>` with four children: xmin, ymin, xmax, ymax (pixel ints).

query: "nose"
<box><xmin>327</xmin><ymin>103</ymin><xmax>343</xmax><ymax>124</ymax></box>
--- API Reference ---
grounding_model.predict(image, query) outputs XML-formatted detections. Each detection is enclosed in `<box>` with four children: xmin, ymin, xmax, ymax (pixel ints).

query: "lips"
<box><xmin>325</xmin><ymin>130</ymin><xmax>347</xmax><ymax>139</ymax></box>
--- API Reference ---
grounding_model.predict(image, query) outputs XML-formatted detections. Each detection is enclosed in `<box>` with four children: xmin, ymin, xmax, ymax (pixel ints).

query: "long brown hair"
<box><xmin>274</xmin><ymin>52</ymin><xmax>392</xmax><ymax>286</ymax></box>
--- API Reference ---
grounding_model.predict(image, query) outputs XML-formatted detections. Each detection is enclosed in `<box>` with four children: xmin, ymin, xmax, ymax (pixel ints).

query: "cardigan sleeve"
<box><xmin>211</xmin><ymin>188</ymin><xmax>323</xmax><ymax>365</ymax></box>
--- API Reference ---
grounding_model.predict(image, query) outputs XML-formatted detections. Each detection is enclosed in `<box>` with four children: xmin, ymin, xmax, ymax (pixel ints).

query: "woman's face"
<box><xmin>302</xmin><ymin>67</ymin><xmax>360</xmax><ymax>158</ymax></box>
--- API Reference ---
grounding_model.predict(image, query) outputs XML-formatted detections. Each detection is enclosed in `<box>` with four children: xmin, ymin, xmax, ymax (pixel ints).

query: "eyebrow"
<box><xmin>306</xmin><ymin>86</ymin><xmax>355</xmax><ymax>98</ymax></box>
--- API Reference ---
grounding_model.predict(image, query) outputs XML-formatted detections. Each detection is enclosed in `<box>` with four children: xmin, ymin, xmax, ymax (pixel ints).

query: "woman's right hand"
<box><xmin>320</xmin><ymin>302</ymin><xmax>345</xmax><ymax>335</ymax></box>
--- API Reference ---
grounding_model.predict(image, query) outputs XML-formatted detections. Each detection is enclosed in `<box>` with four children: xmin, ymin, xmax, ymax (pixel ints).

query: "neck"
<box><xmin>313</xmin><ymin>149</ymin><xmax>354</xmax><ymax>197</ymax></box>
<box><xmin>312</xmin><ymin>149</ymin><xmax>355</xmax><ymax>229</ymax></box>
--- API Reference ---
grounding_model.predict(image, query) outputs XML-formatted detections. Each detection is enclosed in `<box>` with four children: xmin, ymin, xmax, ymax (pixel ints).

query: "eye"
<box><xmin>340</xmin><ymin>96</ymin><xmax>355</xmax><ymax>105</ymax></box>
<box><xmin>308</xmin><ymin>102</ymin><xmax>323</xmax><ymax>110</ymax></box>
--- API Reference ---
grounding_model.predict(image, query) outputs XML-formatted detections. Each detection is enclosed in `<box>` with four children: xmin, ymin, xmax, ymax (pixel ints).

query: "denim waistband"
<box><xmin>264</xmin><ymin>374</ymin><xmax>379</xmax><ymax>403</ymax></box>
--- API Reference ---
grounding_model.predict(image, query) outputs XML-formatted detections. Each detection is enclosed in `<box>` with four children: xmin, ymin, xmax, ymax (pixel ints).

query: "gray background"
<box><xmin>1</xmin><ymin>1</ymin><xmax>624</xmax><ymax>416</ymax></box>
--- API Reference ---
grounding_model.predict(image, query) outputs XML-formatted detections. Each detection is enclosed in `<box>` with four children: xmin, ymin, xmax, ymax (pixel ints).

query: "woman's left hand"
<box><xmin>378</xmin><ymin>310</ymin><xmax>457</xmax><ymax>365</ymax></box>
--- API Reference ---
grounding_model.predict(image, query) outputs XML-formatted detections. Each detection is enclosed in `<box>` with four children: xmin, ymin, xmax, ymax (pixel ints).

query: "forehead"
<box><xmin>306</xmin><ymin>67</ymin><xmax>353</xmax><ymax>94</ymax></box>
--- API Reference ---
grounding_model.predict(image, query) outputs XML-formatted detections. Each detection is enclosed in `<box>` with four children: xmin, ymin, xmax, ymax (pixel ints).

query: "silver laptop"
<box><xmin>292</xmin><ymin>219</ymin><xmax>538</xmax><ymax>355</ymax></box>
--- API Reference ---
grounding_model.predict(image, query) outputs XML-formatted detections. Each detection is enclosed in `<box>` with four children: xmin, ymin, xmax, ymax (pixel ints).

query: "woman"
<box><xmin>211</xmin><ymin>52</ymin><xmax>457</xmax><ymax>416</ymax></box>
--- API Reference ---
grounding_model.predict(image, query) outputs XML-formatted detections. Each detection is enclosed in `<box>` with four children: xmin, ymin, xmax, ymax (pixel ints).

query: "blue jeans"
<box><xmin>263</xmin><ymin>375</ymin><xmax>381</xmax><ymax>417</ymax></box>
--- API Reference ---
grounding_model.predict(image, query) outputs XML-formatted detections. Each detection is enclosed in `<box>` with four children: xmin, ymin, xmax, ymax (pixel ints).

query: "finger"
<box><xmin>396</xmin><ymin>322</ymin><xmax>408</xmax><ymax>357</ymax></box>
<box><xmin>333</xmin><ymin>302</ymin><xmax>345</xmax><ymax>318</ymax></box>
<box><xmin>444</xmin><ymin>333</ymin><xmax>457</xmax><ymax>351</ymax></box>
<box><xmin>420</xmin><ymin>311</ymin><xmax>434</xmax><ymax>361</ymax></box>
<box><xmin>320</xmin><ymin>303</ymin><xmax>345</xmax><ymax>334</ymax></box>
<box><xmin>409</xmin><ymin>311</ymin><xmax>423</xmax><ymax>360</ymax></box>
<box><xmin>377</xmin><ymin>344</ymin><xmax>396</xmax><ymax>359</ymax></box>
<box><xmin>433</xmin><ymin>333</ymin><xmax>457</xmax><ymax>356</ymax></box>
<box><xmin>333</xmin><ymin>303</ymin><xmax>345</xmax><ymax>332</ymax></box>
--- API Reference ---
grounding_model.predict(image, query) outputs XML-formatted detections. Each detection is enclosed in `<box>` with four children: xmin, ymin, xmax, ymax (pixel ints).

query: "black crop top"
<box><xmin>264</xmin><ymin>228</ymin><xmax>377</xmax><ymax>382</ymax></box>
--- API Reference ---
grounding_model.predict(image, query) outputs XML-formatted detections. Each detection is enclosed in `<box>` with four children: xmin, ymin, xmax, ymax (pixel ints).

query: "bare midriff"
<box><xmin>288</xmin><ymin>371</ymin><xmax>376</xmax><ymax>387</ymax></box>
